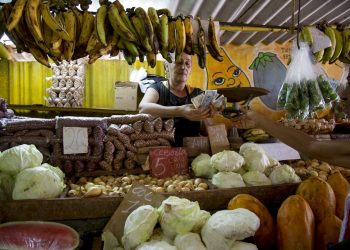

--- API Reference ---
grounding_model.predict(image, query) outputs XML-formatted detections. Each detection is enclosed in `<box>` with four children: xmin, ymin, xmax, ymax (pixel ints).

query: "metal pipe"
<box><xmin>219</xmin><ymin>22</ymin><xmax>294</xmax><ymax>33</ymax></box>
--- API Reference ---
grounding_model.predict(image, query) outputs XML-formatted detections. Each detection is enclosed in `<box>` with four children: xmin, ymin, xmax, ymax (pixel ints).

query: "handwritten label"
<box><xmin>183</xmin><ymin>137</ymin><xmax>210</xmax><ymax>157</ymax></box>
<box><xmin>207</xmin><ymin>124</ymin><xmax>230</xmax><ymax>154</ymax></box>
<box><xmin>259</xmin><ymin>142</ymin><xmax>301</xmax><ymax>161</ymax></box>
<box><xmin>103</xmin><ymin>184</ymin><xmax>165</xmax><ymax>244</ymax></box>
<box><xmin>63</xmin><ymin>127</ymin><xmax>88</xmax><ymax>154</ymax></box>
<box><xmin>149</xmin><ymin>147</ymin><xmax>188</xmax><ymax>178</ymax></box>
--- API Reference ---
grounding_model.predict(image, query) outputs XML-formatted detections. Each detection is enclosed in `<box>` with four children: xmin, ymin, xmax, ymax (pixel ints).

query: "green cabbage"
<box><xmin>191</xmin><ymin>153</ymin><xmax>217</xmax><ymax>178</ymax></box>
<box><xmin>211</xmin><ymin>150</ymin><xmax>244</xmax><ymax>172</ymax></box>
<box><xmin>158</xmin><ymin>196</ymin><xmax>203</xmax><ymax>239</ymax></box>
<box><xmin>12</xmin><ymin>164</ymin><xmax>65</xmax><ymax>200</ymax></box>
<box><xmin>269</xmin><ymin>164</ymin><xmax>301</xmax><ymax>184</ymax></box>
<box><xmin>0</xmin><ymin>144</ymin><xmax>43</xmax><ymax>176</ymax></box>
<box><xmin>240</xmin><ymin>143</ymin><xmax>270</xmax><ymax>172</ymax></box>
<box><xmin>211</xmin><ymin>172</ymin><xmax>246</xmax><ymax>188</ymax></box>
<box><xmin>135</xmin><ymin>240</ymin><xmax>177</xmax><ymax>250</ymax></box>
<box><xmin>174</xmin><ymin>233</ymin><xmax>207</xmax><ymax>250</ymax></box>
<box><xmin>242</xmin><ymin>171</ymin><xmax>272</xmax><ymax>186</ymax></box>
<box><xmin>122</xmin><ymin>205</ymin><xmax>159</xmax><ymax>250</ymax></box>
<box><xmin>0</xmin><ymin>172</ymin><xmax>15</xmax><ymax>200</ymax></box>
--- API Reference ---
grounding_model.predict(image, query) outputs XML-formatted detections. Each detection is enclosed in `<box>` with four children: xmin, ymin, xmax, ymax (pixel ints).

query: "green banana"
<box><xmin>159</xmin><ymin>14</ymin><xmax>172</xmax><ymax>62</ymax></box>
<box><xmin>146</xmin><ymin>51</ymin><xmax>156</xmax><ymax>68</ymax></box>
<box><xmin>183</xmin><ymin>15</ymin><xmax>194</xmax><ymax>55</ymax></box>
<box><xmin>40</xmin><ymin>2</ymin><xmax>71</xmax><ymax>41</ymax></box>
<box><xmin>28</xmin><ymin>45</ymin><xmax>50</xmax><ymax>68</ymax></box>
<box><xmin>108</xmin><ymin>4</ymin><xmax>137</xmax><ymax>42</ymax></box>
<box><xmin>322</xmin><ymin>26</ymin><xmax>336</xmax><ymax>63</ymax></box>
<box><xmin>123</xmin><ymin>48</ymin><xmax>136</xmax><ymax>65</ymax></box>
<box><xmin>77</xmin><ymin>11</ymin><xmax>95</xmax><ymax>47</ymax></box>
<box><xmin>122</xmin><ymin>39</ymin><xmax>139</xmax><ymax>57</ymax></box>
<box><xmin>6</xmin><ymin>0</ymin><xmax>27</xmax><ymax>31</ymax></box>
<box><xmin>135</xmin><ymin>7</ymin><xmax>154</xmax><ymax>51</ymax></box>
<box><xmin>0</xmin><ymin>8</ymin><xmax>5</xmax><ymax>39</ymax></box>
<box><xmin>314</xmin><ymin>49</ymin><xmax>324</xmax><ymax>62</ymax></box>
<box><xmin>130</xmin><ymin>14</ymin><xmax>152</xmax><ymax>52</ymax></box>
<box><xmin>168</xmin><ymin>18</ymin><xmax>176</xmax><ymax>53</ymax></box>
<box><xmin>301</xmin><ymin>26</ymin><xmax>313</xmax><ymax>45</ymax></box>
<box><xmin>341</xmin><ymin>29</ymin><xmax>350</xmax><ymax>59</ymax></box>
<box><xmin>96</xmin><ymin>4</ymin><xmax>108</xmax><ymax>46</ymax></box>
<box><xmin>157</xmin><ymin>8</ymin><xmax>171</xmax><ymax>17</ymax></box>
<box><xmin>25</xmin><ymin>0</ymin><xmax>45</xmax><ymax>46</ymax></box>
<box><xmin>62</xmin><ymin>10</ymin><xmax>76</xmax><ymax>61</ymax></box>
<box><xmin>329</xmin><ymin>28</ymin><xmax>343</xmax><ymax>63</ymax></box>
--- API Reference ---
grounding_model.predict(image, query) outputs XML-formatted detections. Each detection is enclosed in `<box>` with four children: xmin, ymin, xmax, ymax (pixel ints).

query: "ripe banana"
<box><xmin>301</xmin><ymin>26</ymin><xmax>313</xmax><ymax>45</ymax></box>
<box><xmin>168</xmin><ymin>18</ymin><xmax>176</xmax><ymax>53</ymax></box>
<box><xmin>135</xmin><ymin>7</ymin><xmax>154</xmax><ymax>51</ymax></box>
<box><xmin>6</xmin><ymin>0</ymin><xmax>27</xmax><ymax>31</ymax></box>
<box><xmin>86</xmin><ymin>29</ymin><xmax>101</xmax><ymax>53</ymax></box>
<box><xmin>157</xmin><ymin>8</ymin><xmax>171</xmax><ymax>17</ymax></box>
<box><xmin>108</xmin><ymin>4</ymin><xmax>137</xmax><ymax>42</ymax></box>
<box><xmin>40</xmin><ymin>3</ymin><xmax>71</xmax><ymax>41</ymax></box>
<box><xmin>96</xmin><ymin>4</ymin><xmax>108</xmax><ymax>46</ymax></box>
<box><xmin>42</xmin><ymin>19</ymin><xmax>60</xmax><ymax>57</ymax></box>
<box><xmin>130</xmin><ymin>14</ymin><xmax>152</xmax><ymax>52</ymax></box>
<box><xmin>196</xmin><ymin>16</ymin><xmax>206</xmax><ymax>69</ymax></box>
<box><xmin>322</xmin><ymin>26</ymin><xmax>336</xmax><ymax>63</ymax></box>
<box><xmin>77</xmin><ymin>11</ymin><xmax>94</xmax><ymax>48</ymax></box>
<box><xmin>146</xmin><ymin>51</ymin><xmax>156</xmax><ymax>68</ymax></box>
<box><xmin>28</xmin><ymin>45</ymin><xmax>50</xmax><ymax>68</ymax></box>
<box><xmin>175</xmin><ymin>16</ymin><xmax>186</xmax><ymax>62</ymax></box>
<box><xmin>0</xmin><ymin>42</ymin><xmax>12</xmax><ymax>60</ymax></box>
<box><xmin>62</xmin><ymin>10</ymin><xmax>76</xmax><ymax>61</ymax></box>
<box><xmin>341</xmin><ymin>29</ymin><xmax>350</xmax><ymax>59</ymax></box>
<box><xmin>25</xmin><ymin>0</ymin><xmax>45</xmax><ymax>46</ymax></box>
<box><xmin>329</xmin><ymin>28</ymin><xmax>343</xmax><ymax>63</ymax></box>
<box><xmin>208</xmin><ymin>16</ymin><xmax>223</xmax><ymax>61</ymax></box>
<box><xmin>184</xmin><ymin>15</ymin><xmax>194</xmax><ymax>55</ymax></box>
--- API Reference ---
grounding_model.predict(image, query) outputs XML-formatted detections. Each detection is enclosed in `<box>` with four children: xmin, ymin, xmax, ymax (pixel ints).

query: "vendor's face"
<box><xmin>168</xmin><ymin>54</ymin><xmax>192</xmax><ymax>85</ymax></box>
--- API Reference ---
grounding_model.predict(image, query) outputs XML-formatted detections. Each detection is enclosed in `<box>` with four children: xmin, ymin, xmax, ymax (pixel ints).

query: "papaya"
<box><xmin>316</xmin><ymin>214</ymin><xmax>342</xmax><ymax>250</ymax></box>
<box><xmin>296</xmin><ymin>176</ymin><xmax>336</xmax><ymax>222</ymax></box>
<box><xmin>228</xmin><ymin>194</ymin><xmax>276</xmax><ymax>250</ymax></box>
<box><xmin>277</xmin><ymin>195</ymin><xmax>314</xmax><ymax>250</ymax></box>
<box><xmin>327</xmin><ymin>170</ymin><xmax>350</xmax><ymax>219</ymax></box>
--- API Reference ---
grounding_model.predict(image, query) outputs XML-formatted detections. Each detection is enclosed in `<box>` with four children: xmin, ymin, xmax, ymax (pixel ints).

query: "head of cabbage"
<box><xmin>211</xmin><ymin>150</ymin><xmax>244</xmax><ymax>172</ymax></box>
<box><xmin>0</xmin><ymin>144</ymin><xmax>43</xmax><ymax>176</ymax></box>
<box><xmin>191</xmin><ymin>153</ymin><xmax>217</xmax><ymax>178</ymax></box>
<box><xmin>12</xmin><ymin>163</ymin><xmax>65</xmax><ymax>200</ymax></box>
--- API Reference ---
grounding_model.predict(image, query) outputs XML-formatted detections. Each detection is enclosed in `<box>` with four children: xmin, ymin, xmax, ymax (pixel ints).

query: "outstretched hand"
<box><xmin>181</xmin><ymin>104</ymin><xmax>211</xmax><ymax>121</ymax></box>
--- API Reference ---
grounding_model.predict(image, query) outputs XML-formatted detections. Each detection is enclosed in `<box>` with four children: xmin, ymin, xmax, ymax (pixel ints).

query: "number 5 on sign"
<box><xmin>63</xmin><ymin>127</ymin><xmax>88</xmax><ymax>154</ymax></box>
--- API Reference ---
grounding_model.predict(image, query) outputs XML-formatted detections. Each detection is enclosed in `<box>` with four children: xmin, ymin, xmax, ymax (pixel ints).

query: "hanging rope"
<box><xmin>296</xmin><ymin>0</ymin><xmax>301</xmax><ymax>49</ymax></box>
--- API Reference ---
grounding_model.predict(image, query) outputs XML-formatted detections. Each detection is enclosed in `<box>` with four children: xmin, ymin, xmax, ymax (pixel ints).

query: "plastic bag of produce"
<box><xmin>122</xmin><ymin>205</ymin><xmax>159</xmax><ymax>250</ymax></box>
<box><xmin>0</xmin><ymin>144</ymin><xmax>43</xmax><ymax>176</ymax></box>
<box><xmin>201</xmin><ymin>209</ymin><xmax>260</xmax><ymax>250</ymax></box>
<box><xmin>315</xmin><ymin>73</ymin><xmax>338</xmax><ymax>105</ymax></box>
<box><xmin>191</xmin><ymin>153</ymin><xmax>217</xmax><ymax>178</ymax></box>
<box><xmin>277</xmin><ymin>41</ymin><xmax>325</xmax><ymax>119</ymax></box>
<box><xmin>211</xmin><ymin>150</ymin><xmax>244</xmax><ymax>172</ymax></box>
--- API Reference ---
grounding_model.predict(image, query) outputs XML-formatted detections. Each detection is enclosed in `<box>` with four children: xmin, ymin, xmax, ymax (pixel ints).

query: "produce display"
<box><xmin>46</xmin><ymin>58</ymin><xmax>86</xmax><ymax>107</ymax></box>
<box><xmin>67</xmin><ymin>174</ymin><xmax>210</xmax><ymax>198</ymax></box>
<box><xmin>0</xmin><ymin>0</ymin><xmax>223</xmax><ymax>68</ymax></box>
<box><xmin>279</xmin><ymin>117</ymin><xmax>336</xmax><ymax>134</ymax></box>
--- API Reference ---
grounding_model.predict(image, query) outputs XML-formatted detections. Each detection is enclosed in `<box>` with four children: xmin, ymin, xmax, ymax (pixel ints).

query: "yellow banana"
<box><xmin>130</xmin><ymin>14</ymin><xmax>152</xmax><ymax>52</ymax></box>
<box><xmin>146</xmin><ymin>51</ymin><xmax>156</xmax><ymax>68</ymax></box>
<box><xmin>341</xmin><ymin>29</ymin><xmax>350</xmax><ymax>59</ymax></box>
<box><xmin>157</xmin><ymin>8</ymin><xmax>171</xmax><ymax>17</ymax></box>
<box><xmin>183</xmin><ymin>15</ymin><xmax>194</xmax><ymax>55</ymax></box>
<box><xmin>175</xmin><ymin>16</ymin><xmax>186</xmax><ymax>62</ymax></box>
<box><xmin>40</xmin><ymin>3</ymin><xmax>71</xmax><ymax>41</ymax></box>
<box><xmin>108</xmin><ymin>4</ymin><xmax>137</xmax><ymax>42</ymax></box>
<box><xmin>62</xmin><ymin>10</ymin><xmax>76</xmax><ymax>61</ymax></box>
<box><xmin>77</xmin><ymin>11</ymin><xmax>94</xmax><ymax>47</ymax></box>
<box><xmin>28</xmin><ymin>45</ymin><xmax>50</xmax><ymax>67</ymax></box>
<box><xmin>168</xmin><ymin>18</ymin><xmax>176</xmax><ymax>53</ymax></box>
<box><xmin>6</xmin><ymin>0</ymin><xmax>27</xmax><ymax>31</ymax></box>
<box><xmin>135</xmin><ymin>7</ymin><xmax>154</xmax><ymax>50</ymax></box>
<box><xmin>208</xmin><ymin>16</ymin><xmax>223</xmax><ymax>61</ymax></box>
<box><xmin>0</xmin><ymin>42</ymin><xmax>12</xmax><ymax>60</ymax></box>
<box><xmin>329</xmin><ymin>28</ymin><xmax>343</xmax><ymax>63</ymax></box>
<box><xmin>322</xmin><ymin>26</ymin><xmax>336</xmax><ymax>63</ymax></box>
<box><xmin>196</xmin><ymin>16</ymin><xmax>206</xmax><ymax>69</ymax></box>
<box><xmin>25</xmin><ymin>0</ymin><xmax>45</xmax><ymax>46</ymax></box>
<box><xmin>96</xmin><ymin>4</ymin><xmax>108</xmax><ymax>46</ymax></box>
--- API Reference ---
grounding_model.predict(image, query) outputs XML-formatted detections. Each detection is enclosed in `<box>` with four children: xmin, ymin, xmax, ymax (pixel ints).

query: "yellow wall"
<box><xmin>0</xmin><ymin>59</ymin><xmax>9</xmax><ymax>100</ymax></box>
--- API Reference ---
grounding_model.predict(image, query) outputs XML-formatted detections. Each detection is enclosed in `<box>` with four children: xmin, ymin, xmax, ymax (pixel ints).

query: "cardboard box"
<box><xmin>114</xmin><ymin>81</ymin><xmax>140</xmax><ymax>111</ymax></box>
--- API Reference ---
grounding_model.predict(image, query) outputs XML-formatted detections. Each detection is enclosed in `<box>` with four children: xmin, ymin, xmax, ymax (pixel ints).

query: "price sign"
<box><xmin>63</xmin><ymin>127</ymin><xmax>88</xmax><ymax>154</ymax></box>
<box><xmin>149</xmin><ymin>147</ymin><xmax>188</xmax><ymax>178</ymax></box>
<box><xmin>207</xmin><ymin>124</ymin><xmax>230</xmax><ymax>154</ymax></box>
<box><xmin>103</xmin><ymin>184</ymin><xmax>165</xmax><ymax>244</ymax></box>
<box><xmin>183</xmin><ymin>137</ymin><xmax>210</xmax><ymax>157</ymax></box>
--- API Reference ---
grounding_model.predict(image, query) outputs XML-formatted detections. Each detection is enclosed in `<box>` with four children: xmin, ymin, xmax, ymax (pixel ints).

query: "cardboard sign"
<box><xmin>207</xmin><ymin>124</ymin><xmax>230</xmax><ymax>154</ymax></box>
<box><xmin>183</xmin><ymin>137</ymin><xmax>211</xmax><ymax>157</ymax></box>
<box><xmin>63</xmin><ymin>127</ymin><xmax>88</xmax><ymax>154</ymax></box>
<box><xmin>259</xmin><ymin>142</ymin><xmax>301</xmax><ymax>161</ymax></box>
<box><xmin>149</xmin><ymin>147</ymin><xmax>188</xmax><ymax>178</ymax></box>
<box><xmin>114</xmin><ymin>81</ymin><xmax>140</xmax><ymax>111</ymax></box>
<box><xmin>103</xmin><ymin>184</ymin><xmax>165</xmax><ymax>248</ymax></box>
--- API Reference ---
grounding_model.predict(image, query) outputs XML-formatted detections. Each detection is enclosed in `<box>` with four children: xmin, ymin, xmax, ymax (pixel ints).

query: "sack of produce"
<box><xmin>277</xmin><ymin>42</ymin><xmax>325</xmax><ymax>119</ymax></box>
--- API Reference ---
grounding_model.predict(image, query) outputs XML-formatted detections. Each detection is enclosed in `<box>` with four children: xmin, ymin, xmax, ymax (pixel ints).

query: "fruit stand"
<box><xmin>1</xmin><ymin>0</ymin><xmax>350</xmax><ymax>249</ymax></box>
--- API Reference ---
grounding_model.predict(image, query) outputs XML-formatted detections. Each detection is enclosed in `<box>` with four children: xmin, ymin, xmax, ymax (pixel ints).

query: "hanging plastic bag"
<box><xmin>315</xmin><ymin>72</ymin><xmax>339</xmax><ymax>106</ymax></box>
<box><xmin>277</xmin><ymin>41</ymin><xmax>325</xmax><ymax>119</ymax></box>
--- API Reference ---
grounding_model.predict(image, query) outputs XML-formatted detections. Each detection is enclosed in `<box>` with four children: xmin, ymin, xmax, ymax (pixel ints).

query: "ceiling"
<box><xmin>1</xmin><ymin>0</ymin><xmax>350</xmax><ymax>46</ymax></box>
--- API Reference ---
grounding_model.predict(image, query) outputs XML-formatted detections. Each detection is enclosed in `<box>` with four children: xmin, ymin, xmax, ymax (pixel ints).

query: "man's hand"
<box><xmin>181</xmin><ymin>104</ymin><xmax>211</xmax><ymax>121</ymax></box>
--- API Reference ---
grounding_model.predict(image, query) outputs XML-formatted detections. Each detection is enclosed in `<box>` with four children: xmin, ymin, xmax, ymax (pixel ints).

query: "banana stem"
<box><xmin>219</xmin><ymin>23</ymin><xmax>294</xmax><ymax>33</ymax></box>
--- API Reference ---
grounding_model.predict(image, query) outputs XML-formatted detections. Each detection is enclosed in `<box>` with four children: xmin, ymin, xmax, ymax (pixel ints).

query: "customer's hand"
<box><xmin>181</xmin><ymin>104</ymin><xmax>211</xmax><ymax>121</ymax></box>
